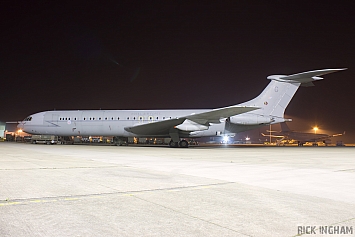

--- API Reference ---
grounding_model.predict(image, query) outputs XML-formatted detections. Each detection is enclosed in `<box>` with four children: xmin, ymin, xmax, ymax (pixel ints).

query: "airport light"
<box><xmin>313</xmin><ymin>126</ymin><xmax>318</xmax><ymax>134</ymax></box>
<box><xmin>222</xmin><ymin>136</ymin><xmax>229</xmax><ymax>144</ymax></box>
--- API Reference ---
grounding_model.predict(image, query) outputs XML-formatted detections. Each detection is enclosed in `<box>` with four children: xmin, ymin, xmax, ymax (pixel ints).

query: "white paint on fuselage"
<box><xmin>20</xmin><ymin>109</ymin><xmax>228</xmax><ymax>138</ymax></box>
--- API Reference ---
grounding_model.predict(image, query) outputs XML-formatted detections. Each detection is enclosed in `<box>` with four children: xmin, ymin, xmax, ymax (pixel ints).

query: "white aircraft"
<box><xmin>18</xmin><ymin>68</ymin><xmax>346</xmax><ymax>148</ymax></box>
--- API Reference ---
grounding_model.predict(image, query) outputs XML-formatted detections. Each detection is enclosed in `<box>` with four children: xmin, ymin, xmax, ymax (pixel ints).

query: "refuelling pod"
<box><xmin>229</xmin><ymin>115</ymin><xmax>273</xmax><ymax>125</ymax></box>
<box><xmin>176</xmin><ymin>119</ymin><xmax>209</xmax><ymax>131</ymax></box>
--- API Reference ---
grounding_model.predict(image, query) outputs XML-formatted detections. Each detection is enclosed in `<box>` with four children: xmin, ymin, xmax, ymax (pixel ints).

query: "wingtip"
<box><xmin>319</xmin><ymin>68</ymin><xmax>347</xmax><ymax>72</ymax></box>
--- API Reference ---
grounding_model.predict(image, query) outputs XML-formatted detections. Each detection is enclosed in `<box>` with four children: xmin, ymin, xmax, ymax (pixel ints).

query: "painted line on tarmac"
<box><xmin>0</xmin><ymin>182</ymin><xmax>234</xmax><ymax>207</ymax></box>
<box><xmin>335</xmin><ymin>168</ymin><xmax>355</xmax><ymax>172</ymax></box>
<box><xmin>0</xmin><ymin>165</ymin><xmax>121</xmax><ymax>171</ymax></box>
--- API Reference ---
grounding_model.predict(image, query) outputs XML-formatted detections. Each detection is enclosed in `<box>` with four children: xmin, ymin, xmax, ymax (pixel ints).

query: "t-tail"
<box><xmin>227</xmin><ymin>68</ymin><xmax>346</xmax><ymax>132</ymax></box>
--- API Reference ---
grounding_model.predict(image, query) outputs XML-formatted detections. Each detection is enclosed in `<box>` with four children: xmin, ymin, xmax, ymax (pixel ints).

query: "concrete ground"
<box><xmin>0</xmin><ymin>142</ymin><xmax>354</xmax><ymax>237</ymax></box>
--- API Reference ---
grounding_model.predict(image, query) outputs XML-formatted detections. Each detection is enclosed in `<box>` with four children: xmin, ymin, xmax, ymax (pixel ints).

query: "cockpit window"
<box><xmin>24</xmin><ymin>116</ymin><xmax>32</xmax><ymax>121</ymax></box>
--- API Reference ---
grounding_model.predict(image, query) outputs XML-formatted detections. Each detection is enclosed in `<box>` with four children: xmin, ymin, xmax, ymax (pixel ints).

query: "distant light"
<box><xmin>223</xmin><ymin>136</ymin><xmax>229</xmax><ymax>142</ymax></box>
<box><xmin>18</xmin><ymin>129</ymin><xmax>23</xmax><ymax>133</ymax></box>
<box><xmin>313</xmin><ymin>127</ymin><xmax>318</xmax><ymax>134</ymax></box>
<box><xmin>245</xmin><ymin>136</ymin><xmax>250</xmax><ymax>141</ymax></box>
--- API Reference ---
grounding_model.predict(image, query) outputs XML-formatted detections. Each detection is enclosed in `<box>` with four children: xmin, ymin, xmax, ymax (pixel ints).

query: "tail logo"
<box><xmin>264</xmin><ymin>101</ymin><xmax>268</xmax><ymax>105</ymax></box>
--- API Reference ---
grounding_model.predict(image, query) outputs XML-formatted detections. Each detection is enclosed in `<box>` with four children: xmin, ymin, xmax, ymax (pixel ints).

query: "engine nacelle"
<box><xmin>176</xmin><ymin>119</ymin><xmax>209</xmax><ymax>131</ymax></box>
<box><xmin>229</xmin><ymin>115</ymin><xmax>272</xmax><ymax>125</ymax></box>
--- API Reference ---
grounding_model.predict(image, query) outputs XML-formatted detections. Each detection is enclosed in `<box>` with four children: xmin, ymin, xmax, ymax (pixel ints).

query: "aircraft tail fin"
<box><xmin>280</xmin><ymin>122</ymin><xmax>291</xmax><ymax>132</ymax></box>
<box><xmin>240</xmin><ymin>68</ymin><xmax>346</xmax><ymax>119</ymax></box>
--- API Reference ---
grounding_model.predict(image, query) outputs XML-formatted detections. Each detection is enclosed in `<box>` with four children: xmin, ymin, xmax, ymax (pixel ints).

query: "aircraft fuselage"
<box><xmin>21</xmin><ymin>109</ymin><xmax>233</xmax><ymax>138</ymax></box>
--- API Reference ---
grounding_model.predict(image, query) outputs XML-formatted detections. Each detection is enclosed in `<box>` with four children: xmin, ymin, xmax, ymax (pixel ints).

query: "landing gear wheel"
<box><xmin>169</xmin><ymin>140</ymin><xmax>179</xmax><ymax>148</ymax></box>
<box><xmin>179</xmin><ymin>140</ymin><xmax>189</xmax><ymax>148</ymax></box>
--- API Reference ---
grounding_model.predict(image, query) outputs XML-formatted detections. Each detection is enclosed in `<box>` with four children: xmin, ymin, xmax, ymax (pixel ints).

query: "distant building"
<box><xmin>2</xmin><ymin>122</ymin><xmax>22</xmax><ymax>141</ymax></box>
<box><xmin>5</xmin><ymin>122</ymin><xmax>18</xmax><ymax>133</ymax></box>
<box><xmin>0</xmin><ymin>121</ymin><xmax>5</xmax><ymax>138</ymax></box>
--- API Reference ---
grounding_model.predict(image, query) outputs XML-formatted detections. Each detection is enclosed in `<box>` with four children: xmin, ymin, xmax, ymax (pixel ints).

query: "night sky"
<box><xmin>1</xmin><ymin>1</ymin><xmax>355</xmax><ymax>142</ymax></box>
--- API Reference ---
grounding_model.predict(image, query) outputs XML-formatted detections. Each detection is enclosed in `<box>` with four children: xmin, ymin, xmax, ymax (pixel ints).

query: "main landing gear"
<box><xmin>168</xmin><ymin>128</ymin><xmax>188</xmax><ymax>148</ymax></box>
<box><xmin>169</xmin><ymin>139</ymin><xmax>189</xmax><ymax>148</ymax></box>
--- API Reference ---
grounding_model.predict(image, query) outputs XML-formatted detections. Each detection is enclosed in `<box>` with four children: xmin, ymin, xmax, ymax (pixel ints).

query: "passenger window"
<box><xmin>117</xmin><ymin>117</ymin><xmax>120</xmax><ymax>120</ymax></box>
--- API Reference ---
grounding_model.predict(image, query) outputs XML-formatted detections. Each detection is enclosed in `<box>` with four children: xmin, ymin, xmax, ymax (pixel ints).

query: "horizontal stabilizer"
<box><xmin>267</xmin><ymin>68</ymin><xmax>346</xmax><ymax>85</ymax></box>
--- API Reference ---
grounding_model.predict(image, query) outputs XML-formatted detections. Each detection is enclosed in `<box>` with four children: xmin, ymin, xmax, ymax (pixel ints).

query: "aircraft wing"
<box><xmin>282</xmin><ymin>132</ymin><xmax>344</xmax><ymax>143</ymax></box>
<box><xmin>331</xmin><ymin>133</ymin><xmax>344</xmax><ymax>137</ymax></box>
<box><xmin>186</xmin><ymin>106</ymin><xmax>259</xmax><ymax>124</ymax></box>
<box><xmin>261</xmin><ymin>133</ymin><xmax>285</xmax><ymax>138</ymax></box>
<box><xmin>124</xmin><ymin>106</ymin><xmax>258</xmax><ymax>135</ymax></box>
<box><xmin>311</xmin><ymin>133</ymin><xmax>344</xmax><ymax>141</ymax></box>
<box><xmin>124</xmin><ymin>118</ymin><xmax>186</xmax><ymax>135</ymax></box>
